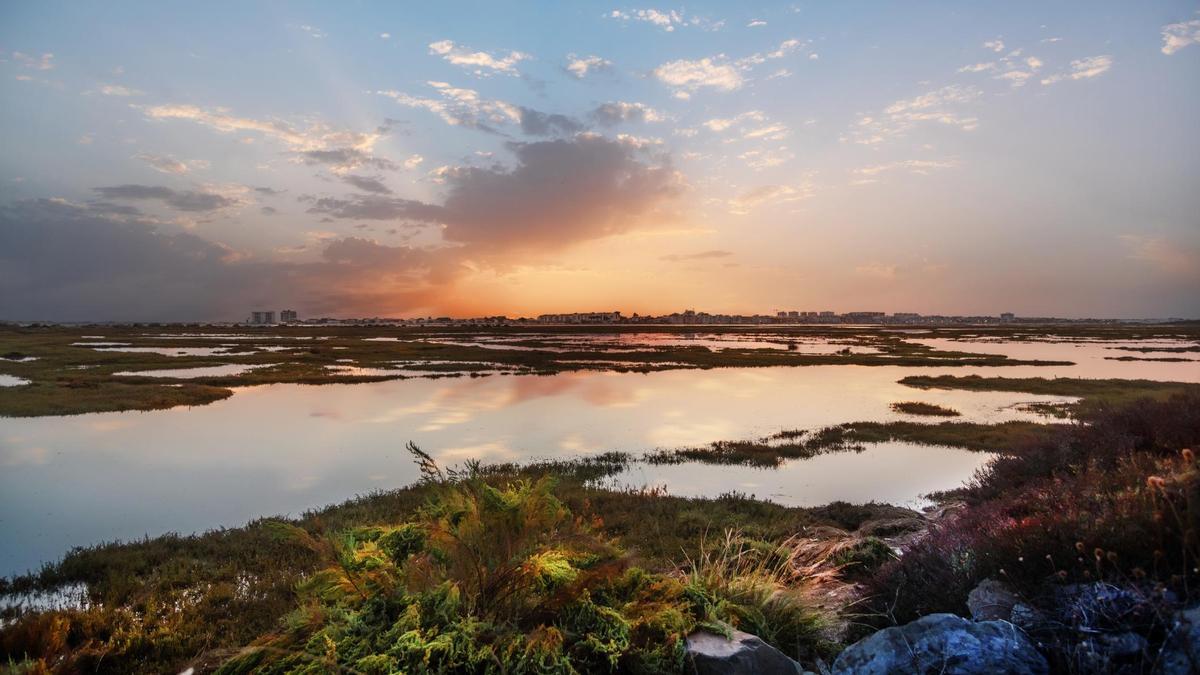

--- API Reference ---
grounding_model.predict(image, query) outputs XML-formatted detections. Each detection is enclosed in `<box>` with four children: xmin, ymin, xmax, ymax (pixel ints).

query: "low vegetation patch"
<box><xmin>890</xmin><ymin>401</ymin><xmax>961</xmax><ymax>417</ymax></box>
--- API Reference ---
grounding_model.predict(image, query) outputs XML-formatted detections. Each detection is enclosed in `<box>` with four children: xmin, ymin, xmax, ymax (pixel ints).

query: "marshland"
<box><xmin>2</xmin><ymin>322</ymin><xmax>1199</xmax><ymax>672</ymax></box>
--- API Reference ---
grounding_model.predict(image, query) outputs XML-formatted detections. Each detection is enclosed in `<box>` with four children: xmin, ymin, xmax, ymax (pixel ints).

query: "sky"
<box><xmin>1</xmin><ymin>1</ymin><xmax>1198</xmax><ymax>321</ymax></box>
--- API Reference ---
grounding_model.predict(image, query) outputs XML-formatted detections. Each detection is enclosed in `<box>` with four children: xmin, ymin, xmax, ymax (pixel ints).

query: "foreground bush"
<box><xmin>861</xmin><ymin>393</ymin><xmax>1200</xmax><ymax>667</ymax></box>
<box><xmin>215</xmin><ymin>452</ymin><xmax>832</xmax><ymax>674</ymax></box>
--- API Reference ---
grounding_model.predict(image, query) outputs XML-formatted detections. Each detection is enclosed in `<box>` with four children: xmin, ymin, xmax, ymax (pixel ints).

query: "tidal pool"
<box><xmin>0</xmin><ymin>364</ymin><xmax>1073</xmax><ymax>576</ymax></box>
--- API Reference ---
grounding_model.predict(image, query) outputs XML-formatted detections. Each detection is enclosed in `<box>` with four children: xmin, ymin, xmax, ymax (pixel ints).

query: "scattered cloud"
<box><xmin>661</xmin><ymin>249</ymin><xmax>732</xmax><ymax>261</ymax></box>
<box><xmin>93</xmin><ymin>184</ymin><xmax>238</xmax><ymax>212</ymax></box>
<box><xmin>98</xmin><ymin>84</ymin><xmax>142</xmax><ymax>97</ymax></box>
<box><xmin>404</xmin><ymin>154</ymin><xmax>425</xmax><ymax>170</ymax></box>
<box><xmin>1041</xmin><ymin>55</ymin><xmax>1112</xmax><ymax>85</ymax></box>
<box><xmin>608</xmin><ymin>8</ymin><xmax>722</xmax><ymax>32</ymax></box>
<box><xmin>133</xmin><ymin>153</ymin><xmax>210</xmax><ymax>175</ymax></box>
<box><xmin>654</xmin><ymin>57</ymin><xmax>743</xmax><ymax>95</ymax></box>
<box><xmin>341</xmin><ymin>174</ymin><xmax>393</xmax><ymax>195</ymax></box>
<box><xmin>847</xmin><ymin>85</ymin><xmax>980</xmax><ymax>145</ymax></box>
<box><xmin>1161</xmin><ymin>19</ymin><xmax>1200</xmax><ymax>55</ymax></box>
<box><xmin>747</xmin><ymin>20</ymin><xmax>767</xmax><ymax>28</ymax></box>
<box><xmin>853</xmin><ymin>159</ymin><xmax>958</xmax><ymax>177</ymax></box>
<box><xmin>589</xmin><ymin>101</ymin><xmax>664</xmax><ymax>126</ymax></box>
<box><xmin>727</xmin><ymin>183</ymin><xmax>810</xmax><ymax>214</ymax></box>
<box><xmin>1120</xmin><ymin>234</ymin><xmax>1200</xmax><ymax>279</ymax></box>
<box><xmin>377</xmin><ymin>81</ymin><xmax>521</xmax><ymax>132</ymax></box>
<box><xmin>565</xmin><ymin>54</ymin><xmax>612</xmax><ymax>78</ymax></box>
<box><xmin>141</xmin><ymin>104</ymin><xmax>385</xmax><ymax>155</ymax></box>
<box><xmin>298</xmin><ymin>24</ymin><xmax>326</xmax><ymax>38</ymax></box>
<box><xmin>983</xmin><ymin>39</ymin><xmax>1005</xmax><ymax>53</ymax></box>
<box><xmin>379</xmin><ymin>32</ymin><xmax>391</xmax><ymax>40</ymax></box>
<box><xmin>428</xmin><ymin>39</ymin><xmax>529</xmax><ymax>76</ymax></box>
<box><xmin>518</xmin><ymin>107</ymin><xmax>584</xmax><ymax>137</ymax></box>
<box><xmin>12</xmin><ymin>51</ymin><xmax>54</xmax><ymax>70</ymax></box>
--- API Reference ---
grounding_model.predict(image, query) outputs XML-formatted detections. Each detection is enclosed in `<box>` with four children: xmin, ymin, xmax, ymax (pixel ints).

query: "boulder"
<box><xmin>966</xmin><ymin>579</ymin><xmax>1043</xmax><ymax>630</ymax></box>
<box><xmin>967</xmin><ymin>579</ymin><xmax>1023</xmax><ymax>622</ymax></box>
<box><xmin>684</xmin><ymin>628</ymin><xmax>803</xmax><ymax>675</ymax></box>
<box><xmin>831</xmin><ymin>613</ymin><xmax>1048</xmax><ymax>675</ymax></box>
<box><xmin>1158</xmin><ymin>606</ymin><xmax>1200</xmax><ymax>675</ymax></box>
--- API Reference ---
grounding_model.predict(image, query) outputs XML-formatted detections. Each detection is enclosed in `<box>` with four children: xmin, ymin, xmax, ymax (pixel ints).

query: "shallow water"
<box><xmin>0</xmin><ymin>362</ymin><xmax>1077</xmax><ymax>575</ymax></box>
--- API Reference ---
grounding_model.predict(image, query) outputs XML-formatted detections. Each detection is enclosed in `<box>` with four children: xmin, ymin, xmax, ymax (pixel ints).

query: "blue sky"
<box><xmin>1</xmin><ymin>1</ymin><xmax>1198</xmax><ymax>320</ymax></box>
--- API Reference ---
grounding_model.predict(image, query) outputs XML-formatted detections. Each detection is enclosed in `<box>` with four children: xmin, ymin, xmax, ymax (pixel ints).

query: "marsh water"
<box><xmin>1</xmin><ymin>333</ymin><xmax>1198</xmax><ymax>576</ymax></box>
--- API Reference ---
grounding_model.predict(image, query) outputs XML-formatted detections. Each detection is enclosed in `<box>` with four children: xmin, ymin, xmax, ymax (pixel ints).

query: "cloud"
<box><xmin>983</xmin><ymin>39</ymin><xmax>1005</xmax><ymax>53</ymax></box>
<box><xmin>747</xmin><ymin>20</ymin><xmax>767</xmax><ymax>28</ymax></box>
<box><xmin>853</xmin><ymin>159</ymin><xmax>958</xmax><ymax>177</ymax></box>
<box><xmin>93</xmin><ymin>184</ymin><xmax>237</xmax><ymax>212</ymax></box>
<box><xmin>341</xmin><ymin>174</ymin><xmax>393</xmax><ymax>195</ymax></box>
<box><xmin>309</xmin><ymin>135</ymin><xmax>682</xmax><ymax>252</ymax></box>
<box><xmin>661</xmin><ymin>249</ymin><xmax>732</xmax><ymax>261</ymax></box>
<box><xmin>847</xmin><ymin>85</ymin><xmax>980</xmax><ymax>144</ymax></box>
<box><xmin>565</xmin><ymin>54</ymin><xmax>612</xmax><ymax>78</ymax></box>
<box><xmin>99</xmin><ymin>84</ymin><xmax>142</xmax><ymax>97</ymax></box>
<box><xmin>298</xmin><ymin>24</ymin><xmax>325</xmax><ymax>38</ymax></box>
<box><xmin>1161</xmin><ymin>19</ymin><xmax>1200</xmax><ymax>54</ymax></box>
<box><xmin>298</xmin><ymin>148</ymin><xmax>398</xmax><ymax>173</ymax></box>
<box><xmin>1040</xmin><ymin>55</ymin><xmax>1112</xmax><ymax>85</ymax></box>
<box><xmin>653</xmin><ymin>39</ymin><xmax>807</xmax><ymax>97</ymax></box>
<box><xmin>12</xmin><ymin>51</ymin><xmax>54</xmax><ymax>70</ymax></box>
<box><xmin>0</xmin><ymin>198</ymin><xmax>445</xmax><ymax>321</ymax></box>
<box><xmin>608</xmin><ymin>8</ymin><xmax>722</xmax><ymax>32</ymax></box>
<box><xmin>703</xmin><ymin>110</ymin><xmax>765</xmax><ymax>132</ymax></box>
<box><xmin>404</xmin><ymin>154</ymin><xmax>425</xmax><ymax>169</ymax></box>
<box><xmin>957</xmin><ymin>62</ymin><xmax>995</xmax><ymax>73</ymax></box>
<box><xmin>141</xmin><ymin>104</ymin><xmax>385</xmax><ymax>155</ymax></box>
<box><xmin>589</xmin><ymin>101</ymin><xmax>663</xmax><ymax>126</ymax></box>
<box><xmin>133</xmin><ymin>153</ymin><xmax>209</xmax><ymax>175</ymax></box>
<box><xmin>428</xmin><ymin>40</ymin><xmax>529</xmax><ymax>76</ymax></box>
<box><xmin>654</xmin><ymin>57</ymin><xmax>743</xmax><ymax>95</ymax></box>
<box><xmin>727</xmin><ymin>183</ymin><xmax>810</xmax><ymax>214</ymax></box>
<box><xmin>518</xmin><ymin>107</ymin><xmax>584</xmax><ymax>136</ymax></box>
<box><xmin>377</xmin><ymin>82</ymin><xmax>521</xmax><ymax>132</ymax></box>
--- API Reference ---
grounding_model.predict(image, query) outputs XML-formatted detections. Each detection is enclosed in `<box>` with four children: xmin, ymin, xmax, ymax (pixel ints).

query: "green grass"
<box><xmin>899</xmin><ymin>374</ymin><xmax>1200</xmax><ymax>409</ymax></box>
<box><xmin>889</xmin><ymin>401</ymin><xmax>961</xmax><ymax>417</ymax></box>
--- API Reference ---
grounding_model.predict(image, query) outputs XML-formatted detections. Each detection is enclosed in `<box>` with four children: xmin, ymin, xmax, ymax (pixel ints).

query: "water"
<box><xmin>1</xmin><ymin>334</ymin><xmax>1197</xmax><ymax>577</ymax></box>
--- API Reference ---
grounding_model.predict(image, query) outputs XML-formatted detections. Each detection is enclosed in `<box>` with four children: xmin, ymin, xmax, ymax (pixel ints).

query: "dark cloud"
<box><xmin>298</xmin><ymin>148</ymin><xmax>398</xmax><ymax>171</ymax></box>
<box><xmin>518</xmin><ymin>107</ymin><xmax>584</xmax><ymax>137</ymax></box>
<box><xmin>260</xmin><ymin>206</ymin><xmax>277</xmax><ymax>215</ymax></box>
<box><xmin>341</xmin><ymin>174</ymin><xmax>393</xmax><ymax>195</ymax></box>
<box><xmin>94</xmin><ymin>184</ymin><xmax>235</xmax><ymax>212</ymax></box>
<box><xmin>254</xmin><ymin>186</ymin><xmax>285</xmax><ymax>196</ymax></box>
<box><xmin>304</xmin><ymin>194</ymin><xmax>445</xmax><ymax>221</ymax></box>
<box><xmin>306</xmin><ymin>136</ymin><xmax>680</xmax><ymax>253</ymax></box>
<box><xmin>0</xmin><ymin>199</ymin><xmax>446</xmax><ymax>321</ymax></box>
<box><xmin>590</xmin><ymin>102</ymin><xmax>655</xmax><ymax>127</ymax></box>
<box><xmin>661</xmin><ymin>250</ymin><xmax>733</xmax><ymax>262</ymax></box>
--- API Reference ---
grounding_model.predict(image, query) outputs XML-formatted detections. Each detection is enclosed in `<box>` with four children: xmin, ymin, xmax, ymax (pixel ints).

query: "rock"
<box><xmin>684</xmin><ymin>628</ymin><xmax>802</xmax><ymax>675</ymax></box>
<box><xmin>831</xmin><ymin>613</ymin><xmax>1048</xmax><ymax>675</ymax></box>
<box><xmin>1158</xmin><ymin>606</ymin><xmax>1200</xmax><ymax>675</ymax></box>
<box><xmin>966</xmin><ymin>579</ymin><xmax>1043</xmax><ymax>630</ymax></box>
<box><xmin>968</xmin><ymin>579</ymin><xmax>1022</xmax><ymax>622</ymax></box>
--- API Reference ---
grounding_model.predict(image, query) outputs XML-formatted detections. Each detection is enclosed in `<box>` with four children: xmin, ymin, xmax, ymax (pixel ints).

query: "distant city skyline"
<box><xmin>1</xmin><ymin>1</ymin><xmax>1199</xmax><ymax>322</ymax></box>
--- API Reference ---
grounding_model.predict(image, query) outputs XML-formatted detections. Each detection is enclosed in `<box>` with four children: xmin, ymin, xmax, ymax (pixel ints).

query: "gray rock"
<box><xmin>967</xmin><ymin>579</ymin><xmax>1043</xmax><ymax>630</ymax></box>
<box><xmin>684</xmin><ymin>628</ymin><xmax>802</xmax><ymax>675</ymax></box>
<box><xmin>1158</xmin><ymin>606</ymin><xmax>1200</xmax><ymax>675</ymax></box>
<box><xmin>968</xmin><ymin>579</ymin><xmax>1022</xmax><ymax>622</ymax></box>
<box><xmin>831</xmin><ymin>613</ymin><xmax>1048</xmax><ymax>675</ymax></box>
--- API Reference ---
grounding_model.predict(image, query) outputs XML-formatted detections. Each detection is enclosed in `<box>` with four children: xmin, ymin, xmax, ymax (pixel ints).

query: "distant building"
<box><xmin>280</xmin><ymin>309</ymin><xmax>298</xmax><ymax>323</ymax></box>
<box><xmin>250</xmin><ymin>310</ymin><xmax>276</xmax><ymax>324</ymax></box>
<box><xmin>1000</xmin><ymin>312</ymin><xmax>1015</xmax><ymax>322</ymax></box>
<box><xmin>536</xmin><ymin>311</ymin><xmax>623</xmax><ymax>324</ymax></box>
